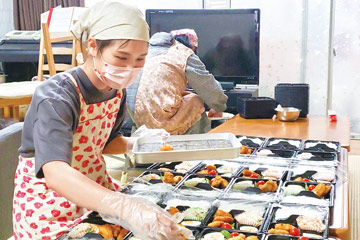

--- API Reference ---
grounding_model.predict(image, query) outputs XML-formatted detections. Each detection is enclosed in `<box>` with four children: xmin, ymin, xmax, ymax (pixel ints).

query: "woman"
<box><xmin>12</xmin><ymin>1</ymin><xmax>190</xmax><ymax>239</ymax></box>
<box><xmin>125</xmin><ymin>29</ymin><xmax>227</xmax><ymax>135</ymax></box>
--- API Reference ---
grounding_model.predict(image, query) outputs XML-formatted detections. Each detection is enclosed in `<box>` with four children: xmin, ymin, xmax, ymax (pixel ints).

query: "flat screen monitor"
<box><xmin>146</xmin><ymin>9</ymin><xmax>260</xmax><ymax>85</ymax></box>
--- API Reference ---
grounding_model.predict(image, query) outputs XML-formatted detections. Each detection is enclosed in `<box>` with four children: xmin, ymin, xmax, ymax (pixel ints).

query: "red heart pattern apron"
<box><xmin>13</xmin><ymin>72</ymin><xmax>121</xmax><ymax>239</ymax></box>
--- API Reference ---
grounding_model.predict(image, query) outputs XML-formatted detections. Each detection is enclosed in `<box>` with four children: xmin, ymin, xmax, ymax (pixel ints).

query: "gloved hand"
<box><xmin>126</xmin><ymin>125</ymin><xmax>170</xmax><ymax>154</ymax></box>
<box><xmin>98</xmin><ymin>192</ymin><xmax>193</xmax><ymax>240</ymax></box>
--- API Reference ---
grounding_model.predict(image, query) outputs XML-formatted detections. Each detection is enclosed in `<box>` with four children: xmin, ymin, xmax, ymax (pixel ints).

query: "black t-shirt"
<box><xmin>19</xmin><ymin>67</ymin><xmax>127</xmax><ymax>178</ymax></box>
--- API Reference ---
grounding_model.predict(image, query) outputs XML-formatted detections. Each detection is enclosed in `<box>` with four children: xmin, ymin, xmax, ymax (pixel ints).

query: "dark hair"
<box><xmin>174</xmin><ymin>35</ymin><xmax>197</xmax><ymax>53</ymax></box>
<box><xmin>96</xmin><ymin>39</ymin><xmax>114</xmax><ymax>53</ymax></box>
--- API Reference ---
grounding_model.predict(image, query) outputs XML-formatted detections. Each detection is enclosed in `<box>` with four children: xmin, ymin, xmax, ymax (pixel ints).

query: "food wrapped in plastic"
<box><xmin>237</xmin><ymin>136</ymin><xmax>265</xmax><ymax>148</ymax></box>
<box><xmin>156</xmin><ymin>161</ymin><xmax>202</xmax><ymax>173</ymax></box>
<box><xmin>198</xmin><ymin>228</ymin><xmax>262</xmax><ymax>240</ymax></box>
<box><xmin>296</xmin><ymin>151</ymin><xmax>338</xmax><ymax>167</ymax></box>
<box><xmin>162</xmin><ymin>193</ymin><xmax>213</xmax><ymax>228</ymax></box>
<box><xmin>240</xmin><ymin>164</ymin><xmax>289</xmax><ymax>180</ymax></box>
<box><xmin>206</xmin><ymin>200</ymin><xmax>269</xmax><ymax>232</ymax></box>
<box><xmin>280</xmin><ymin>181</ymin><xmax>333</xmax><ymax>206</ymax></box>
<box><xmin>266</xmin><ymin>204</ymin><xmax>329</xmax><ymax>238</ymax></box>
<box><xmin>224</xmin><ymin>178</ymin><xmax>280</xmax><ymax>202</ymax></box>
<box><xmin>177</xmin><ymin>175</ymin><xmax>229</xmax><ymax>198</ymax></box>
<box><xmin>265</xmin><ymin>138</ymin><xmax>302</xmax><ymax>150</ymax></box>
<box><xmin>123</xmin><ymin>182</ymin><xmax>175</xmax><ymax>195</ymax></box>
<box><xmin>289</xmin><ymin>166</ymin><xmax>336</xmax><ymax>183</ymax></box>
<box><xmin>196</xmin><ymin>160</ymin><xmax>242</xmax><ymax>177</ymax></box>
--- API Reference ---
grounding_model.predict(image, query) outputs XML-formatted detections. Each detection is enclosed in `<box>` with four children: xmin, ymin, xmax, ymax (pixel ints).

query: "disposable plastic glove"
<box><xmin>126</xmin><ymin>125</ymin><xmax>170</xmax><ymax>154</ymax></box>
<box><xmin>98</xmin><ymin>192</ymin><xmax>193</xmax><ymax>240</ymax></box>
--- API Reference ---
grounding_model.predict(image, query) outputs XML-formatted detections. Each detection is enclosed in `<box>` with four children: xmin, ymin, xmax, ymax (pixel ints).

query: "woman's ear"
<box><xmin>87</xmin><ymin>37</ymin><xmax>98</xmax><ymax>57</ymax></box>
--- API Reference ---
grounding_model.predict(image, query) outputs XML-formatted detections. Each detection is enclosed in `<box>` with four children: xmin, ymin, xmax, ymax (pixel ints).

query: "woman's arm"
<box><xmin>43</xmin><ymin>161</ymin><xmax>115</xmax><ymax>215</ymax></box>
<box><xmin>102</xmin><ymin>135</ymin><xmax>130</xmax><ymax>155</ymax></box>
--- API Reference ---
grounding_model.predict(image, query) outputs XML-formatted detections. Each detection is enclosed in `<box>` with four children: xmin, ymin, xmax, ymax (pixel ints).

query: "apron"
<box><xmin>12</xmin><ymin>72</ymin><xmax>122</xmax><ymax>240</ymax></box>
<box><xmin>134</xmin><ymin>41</ymin><xmax>204</xmax><ymax>135</ymax></box>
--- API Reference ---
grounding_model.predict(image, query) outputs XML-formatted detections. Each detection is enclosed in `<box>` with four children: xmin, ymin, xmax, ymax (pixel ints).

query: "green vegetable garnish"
<box><xmin>221</xmin><ymin>230</ymin><xmax>231</xmax><ymax>239</ymax></box>
<box><xmin>305</xmin><ymin>184</ymin><xmax>309</xmax><ymax>191</ymax></box>
<box><xmin>231</xmin><ymin>223</ymin><xmax>235</xmax><ymax>228</ymax></box>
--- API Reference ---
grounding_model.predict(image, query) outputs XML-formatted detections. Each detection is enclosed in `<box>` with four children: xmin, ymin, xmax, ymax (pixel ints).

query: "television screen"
<box><xmin>146</xmin><ymin>9</ymin><xmax>260</xmax><ymax>85</ymax></box>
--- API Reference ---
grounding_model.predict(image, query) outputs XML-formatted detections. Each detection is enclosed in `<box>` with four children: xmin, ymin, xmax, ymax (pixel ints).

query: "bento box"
<box><xmin>263</xmin><ymin>204</ymin><xmax>329</xmax><ymax>239</ymax></box>
<box><xmin>132</xmin><ymin>133</ymin><xmax>241</xmax><ymax>164</ymax></box>
<box><xmin>223</xmin><ymin>177</ymin><xmax>282</xmax><ymax>202</ymax></box>
<box><xmin>263</xmin><ymin>138</ymin><xmax>303</xmax><ymax>151</ymax></box>
<box><xmin>278</xmin><ymin>181</ymin><xmax>334</xmax><ymax>207</ymax></box>
<box><xmin>197</xmin><ymin>228</ymin><xmax>264</xmax><ymax>240</ymax></box>
<box><xmin>203</xmin><ymin>200</ymin><xmax>271</xmax><ymax>233</ymax></box>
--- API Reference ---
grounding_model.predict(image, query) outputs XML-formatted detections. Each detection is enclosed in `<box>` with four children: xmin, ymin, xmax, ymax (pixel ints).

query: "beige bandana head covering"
<box><xmin>71</xmin><ymin>0</ymin><xmax>149</xmax><ymax>44</ymax></box>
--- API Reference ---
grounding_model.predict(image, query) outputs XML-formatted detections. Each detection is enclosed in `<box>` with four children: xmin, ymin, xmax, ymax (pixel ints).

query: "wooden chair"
<box><xmin>37</xmin><ymin>22</ymin><xmax>82</xmax><ymax>81</ymax></box>
<box><xmin>0</xmin><ymin>23</ymin><xmax>81</xmax><ymax>120</ymax></box>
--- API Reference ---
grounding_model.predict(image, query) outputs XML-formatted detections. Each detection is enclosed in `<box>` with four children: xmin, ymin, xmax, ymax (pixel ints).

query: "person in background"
<box><xmin>124</xmin><ymin>29</ymin><xmax>228</xmax><ymax>135</ymax></box>
<box><xmin>12</xmin><ymin>1</ymin><xmax>191</xmax><ymax>239</ymax></box>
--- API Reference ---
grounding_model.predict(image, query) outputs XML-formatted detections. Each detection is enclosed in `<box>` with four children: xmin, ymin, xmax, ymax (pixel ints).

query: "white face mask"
<box><xmin>93</xmin><ymin>55</ymin><xmax>141</xmax><ymax>90</ymax></box>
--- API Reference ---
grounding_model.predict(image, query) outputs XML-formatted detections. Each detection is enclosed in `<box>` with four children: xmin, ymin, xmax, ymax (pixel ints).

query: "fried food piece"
<box><xmin>312</xmin><ymin>183</ymin><xmax>331</xmax><ymax>198</ymax></box>
<box><xmin>242</xmin><ymin>169</ymin><xmax>259</xmax><ymax>178</ymax></box>
<box><xmin>240</xmin><ymin>145</ymin><xmax>253</xmax><ymax>155</ymax></box>
<box><xmin>258</xmin><ymin>180</ymin><xmax>277</xmax><ymax>193</ymax></box>
<box><xmin>211</xmin><ymin>176</ymin><xmax>228</xmax><ymax>189</ymax></box>
<box><xmin>98</xmin><ymin>224</ymin><xmax>115</xmax><ymax>239</ymax></box>
<box><xmin>245</xmin><ymin>236</ymin><xmax>259</xmax><ymax>240</ymax></box>
<box><xmin>213</xmin><ymin>216</ymin><xmax>234</xmax><ymax>223</ymax></box>
<box><xmin>294</xmin><ymin>177</ymin><xmax>303</xmax><ymax>181</ymax></box>
<box><xmin>112</xmin><ymin>225</ymin><xmax>121</xmax><ymax>237</ymax></box>
<box><xmin>168</xmin><ymin>206</ymin><xmax>180</xmax><ymax>215</ymax></box>
<box><xmin>158</xmin><ymin>168</ymin><xmax>171</xmax><ymax>172</ymax></box>
<box><xmin>160</xmin><ymin>144</ymin><xmax>173</xmax><ymax>151</ymax></box>
<box><xmin>215</xmin><ymin>209</ymin><xmax>233</xmax><ymax>218</ymax></box>
<box><xmin>206</xmin><ymin>165</ymin><xmax>217</xmax><ymax>171</ymax></box>
<box><xmin>207</xmin><ymin>221</ymin><xmax>224</xmax><ymax>227</ymax></box>
<box><xmin>268</xmin><ymin>228</ymin><xmax>289</xmax><ymax>234</ymax></box>
<box><xmin>275</xmin><ymin>223</ymin><xmax>295</xmax><ymax>231</ymax></box>
<box><xmin>162</xmin><ymin>172</ymin><xmax>182</xmax><ymax>185</ymax></box>
<box><xmin>198</xmin><ymin>169</ymin><xmax>210</xmax><ymax>174</ymax></box>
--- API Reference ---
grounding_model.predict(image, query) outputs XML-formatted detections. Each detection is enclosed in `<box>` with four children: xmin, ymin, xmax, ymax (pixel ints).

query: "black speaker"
<box><xmin>237</xmin><ymin>97</ymin><xmax>277</xmax><ymax>119</ymax></box>
<box><xmin>275</xmin><ymin>83</ymin><xmax>309</xmax><ymax>118</ymax></box>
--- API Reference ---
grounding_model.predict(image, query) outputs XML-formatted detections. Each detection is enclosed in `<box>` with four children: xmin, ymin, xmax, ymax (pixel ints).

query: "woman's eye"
<box><xmin>137</xmin><ymin>58</ymin><xmax>145</xmax><ymax>61</ymax></box>
<box><xmin>117</xmin><ymin>57</ymin><xmax>127</xmax><ymax>60</ymax></box>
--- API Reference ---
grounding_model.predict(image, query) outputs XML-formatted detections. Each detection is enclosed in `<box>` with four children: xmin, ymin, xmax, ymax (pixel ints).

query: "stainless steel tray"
<box><xmin>133</xmin><ymin>133</ymin><xmax>241</xmax><ymax>164</ymax></box>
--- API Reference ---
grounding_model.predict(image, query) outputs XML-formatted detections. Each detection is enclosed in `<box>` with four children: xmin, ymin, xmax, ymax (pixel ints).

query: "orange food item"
<box><xmin>243</xmin><ymin>169</ymin><xmax>259</xmax><ymax>178</ymax></box>
<box><xmin>162</xmin><ymin>172</ymin><xmax>182</xmax><ymax>185</ymax></box>
<box><xmin>210</xmin><ymin>176</ymin><xmax>228</xmax><ymax>189</ymax></box>
<box><xmin>258</xmin><ymin>180</ymin><xmax>277</xmax><ymax>193</ymax></box>
<box><xmin>240</xmin><ymin>145</ymin><xmax>253</xmax><ymax>154</ymax></box>
<box><xmin>160</xmin><ymin>144</ymin><xmax>174</xmax><ymax>151</ymax></box>
<box><xmin>168</xmin><ymin>206</ymin><xmax>180</xmax><ymax>215</ymax></box>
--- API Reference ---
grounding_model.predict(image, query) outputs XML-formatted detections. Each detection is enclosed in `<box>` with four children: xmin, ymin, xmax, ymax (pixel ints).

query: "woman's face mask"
<box><xmin>93</xmin><ymin>55</ymin><xmax>141</xmax><ymax>90</ymax></box>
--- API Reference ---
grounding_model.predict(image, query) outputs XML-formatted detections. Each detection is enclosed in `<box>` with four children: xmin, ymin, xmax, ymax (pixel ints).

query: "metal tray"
<box><xmin>133</xmin><ymin>133</ymin><xmax>241</xmax><ymax>164</ymax></box>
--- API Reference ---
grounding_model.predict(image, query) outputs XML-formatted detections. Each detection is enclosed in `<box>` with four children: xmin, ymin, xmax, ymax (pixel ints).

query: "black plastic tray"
<box><xmin>264</xmin><ymin>234</ymin><xmax>326</xmax><ymax>240</ymax></box>
<box><xmin>303</xmin><ymin>140</ymin><xmax>341</xmax><ymax>153</ymax></box>
<box><xmin>296</xmin><ymin>151</ymin><xmax>338</xmax><ymax>162</ymax></box>
<box><xmin>279</xmin><ymin>181</ymin><xmax>334</xmax><ymax>207</ymax></box>
<box><xmin>255</xmin><ymin>149</ymin><xmax>296</xmax><ymax>159</ymax></box>
<box><xmin>263</xmin><ymin>204</ymin><xmax>329</xmax><ymax>239</ymax></box>
<box><xmin>239</xmin><ymin>167</ymin><xmax>287</xmax><ymax>181</ymax></box>
<box><xmin>287</xmin><ymin>169</ymin><xmax>336</xmax><ymax>184</ymax></box>
<box><xmin>264</xmin><ymin>138</ymin><xmax>303</xmax><ymax>151</ymax></box>
<box><xmin>197</xmin><ymin>228</ymin><xmax>265</xmax><ymax>240</ymax></box>
<box><xmin>225</xmin><ymin>177</ymin><xmax>282</xmax><ymax>200</ymax></box>
<box><xmin>153</xmin><ymin>161</ymin><xmax>202</xmax><ymax>174</ymax></box>
<box><xmin>203</xmin><ymin>200</ymin><xmax>271</xmax><ymax>233</ymax></box>
<box><xmin>176</xmin><ymin>174</ymin><xmax>231</xmax><ymax>198</ymax></box>
<box><xmin>192</xmin><ymin>163</ymin><xmax>243</xmax><ymax>178</ymax></box>
<box><xmin>135</xmin><ymin>170</ymin><xmax>186</xmax><ymax>187</ymax></box>
<box><xmin>237</xmin><ymin>135</ymin><xmax>266</xmax><ymax>148</ymax></box>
